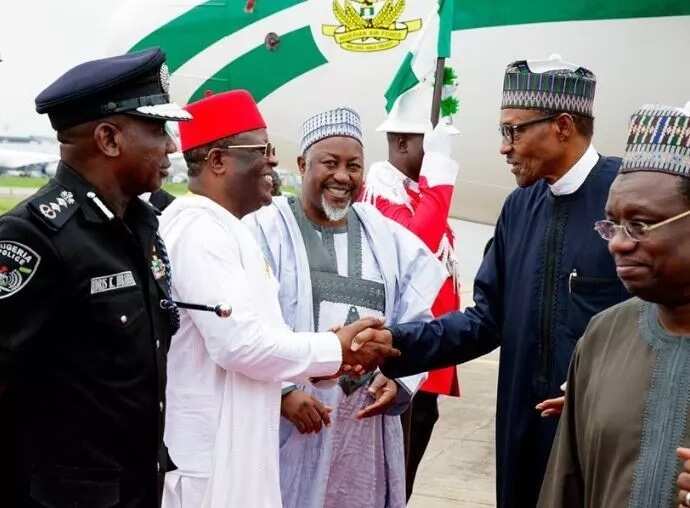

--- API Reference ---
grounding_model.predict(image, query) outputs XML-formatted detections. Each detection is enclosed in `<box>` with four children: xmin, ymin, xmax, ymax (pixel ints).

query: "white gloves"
<box><xmin>423</xmin><ymin>123</ymin><xmax>457</xmax><ymax>158</ymax></box>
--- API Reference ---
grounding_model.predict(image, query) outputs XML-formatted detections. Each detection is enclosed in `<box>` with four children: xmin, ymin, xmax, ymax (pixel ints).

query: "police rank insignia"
<box><xmin>28</xmin><ymin>186</ymin><xmax>79</xmax><ymax>230</ymax></box>
<box><xmin>38</xmin><ymin>190</ymin><xmax>75</xmax><ymax>220</ymax></box>
<box><xmin>0</xmin><ymin>241</ymin><xmax>41</xmax><ymax>299</ymax></box>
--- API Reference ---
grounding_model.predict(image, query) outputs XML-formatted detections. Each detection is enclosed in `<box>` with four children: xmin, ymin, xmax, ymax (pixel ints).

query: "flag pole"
<box><xmin>430</xmin><ymin>57</ymin><xmax>445</xmax><ymax>127</ymax></box>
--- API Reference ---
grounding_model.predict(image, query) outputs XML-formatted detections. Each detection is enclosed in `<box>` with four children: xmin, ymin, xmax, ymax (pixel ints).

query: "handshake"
<box><xmin>332</xmin><ymin>317</ymin><xmax>397</xmax><ymax>376</ymax></box>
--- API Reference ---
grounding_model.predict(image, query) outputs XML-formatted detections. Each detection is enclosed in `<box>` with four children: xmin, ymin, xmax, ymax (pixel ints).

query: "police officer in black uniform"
<box><xmin>0</xmin><ymin>48</ymin><xmax>192</xmax><ymax>507</ymax></box>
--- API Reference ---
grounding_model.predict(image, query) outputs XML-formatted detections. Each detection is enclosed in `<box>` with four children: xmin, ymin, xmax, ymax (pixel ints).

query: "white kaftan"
<box><xmin>159</xmin><ymin>195</ymin><xmax>343</xmax><ymax>508</ymax></box>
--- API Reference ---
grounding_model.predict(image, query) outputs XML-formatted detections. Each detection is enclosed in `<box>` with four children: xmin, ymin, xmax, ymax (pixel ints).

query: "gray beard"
<box><xmin>321</xmin><ymin>194</ymin><xmax>350</xmax><ymax>222</ymax></box>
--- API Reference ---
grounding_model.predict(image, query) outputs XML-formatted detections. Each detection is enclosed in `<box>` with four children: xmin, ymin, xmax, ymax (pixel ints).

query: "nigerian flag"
<box><xmin>384</xmin><ymin>0</ymin><xmax>454</xmax><ymax>113</ymax></box>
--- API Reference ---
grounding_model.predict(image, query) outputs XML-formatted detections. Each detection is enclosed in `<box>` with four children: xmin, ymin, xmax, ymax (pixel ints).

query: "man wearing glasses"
<box><xmin>538</xmin><ymin>102</ymin><xmax>690</xmax><ymax>508</ymax></box>
<box><xmin>157</xmin><ymin>91</ymin><xmax>399</xmax><ymax>508</ymax></box>
<box><xmin>354</xmin><ymin>55</ymin><xmax>629</xmax><ymax>508</ymax></box>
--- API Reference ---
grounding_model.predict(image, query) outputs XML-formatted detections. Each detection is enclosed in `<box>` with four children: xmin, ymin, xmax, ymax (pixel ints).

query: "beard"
<box><xmin>321</xmin><ymin>194</ymin><xmax>350</xmax><ymax>222</ymax></box>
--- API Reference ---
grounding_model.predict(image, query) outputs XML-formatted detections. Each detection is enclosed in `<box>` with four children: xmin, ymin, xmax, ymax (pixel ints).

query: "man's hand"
<box><xmin>281</xmin><ymin>390</ymin><xmax>332</xmax><ymax>434</ymax></box>
<box><xmin>336</xmin><ymin>317</ymin><xmax>399</xmax><ymax>373</ymax></box>
<box><xmin>535</xmin><ymin>396</ymin><xmax>565</xmax><ymax>418</ymax></box>
<box><xmin>423</xmin><ymin>123</ymin><xmax>457</xmax><ymax>157</ymax></box>
<box><xmin>677</xmin><ymin>447</ymin><xmax>690</xmax><ymax>507</ymax></box>
<box><xmin>356</xmin><ymin>373</ymin><xmax>398</xmax><ymax>419</ymax></box>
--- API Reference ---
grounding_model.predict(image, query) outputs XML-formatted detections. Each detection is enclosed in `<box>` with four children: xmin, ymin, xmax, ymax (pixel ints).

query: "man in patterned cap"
<box><xmin>354</xmin><ymin>55</ymin><xmax>630</xmax><ymax>507</ymax></box>
<box><xmin>247</xmin><ymin>106</ymin><xmax>446</xmax><ymax>508</ymax></box>
<box><xmin>538</xmin><ymin>101</ymin><xmax>690</xmax><ymax>508</ymax></box>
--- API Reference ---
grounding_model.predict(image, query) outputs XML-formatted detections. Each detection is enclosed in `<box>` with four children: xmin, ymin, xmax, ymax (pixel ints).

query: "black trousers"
<box><xmin>401</xmin><ymin>391</ymin><xmax>440</xmax><ymax>501</ymax></box>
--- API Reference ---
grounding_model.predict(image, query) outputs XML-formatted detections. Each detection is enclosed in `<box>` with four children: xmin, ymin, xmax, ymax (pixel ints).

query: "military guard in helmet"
<box><xmin>0</xmin><ymin>47</ymin><xmax>191</xmax><ymax>507</ymax></box>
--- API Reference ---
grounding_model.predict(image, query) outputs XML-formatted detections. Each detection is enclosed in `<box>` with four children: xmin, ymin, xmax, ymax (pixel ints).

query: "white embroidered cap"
<box><xmin>298</xmin><ymin>106</ymin><xmax>363</xmax><ymax>154</ymax></box>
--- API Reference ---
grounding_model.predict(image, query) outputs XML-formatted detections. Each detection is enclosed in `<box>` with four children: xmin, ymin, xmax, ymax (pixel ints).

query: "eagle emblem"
<box><xmin>323</xmin><ymin>0</ymin><xmax>422</xmax><ymax>52</ymax></box>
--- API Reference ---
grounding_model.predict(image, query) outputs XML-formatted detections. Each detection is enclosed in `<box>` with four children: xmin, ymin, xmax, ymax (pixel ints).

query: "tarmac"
<box><xmin>408</xmin><ymin>353</ymin><xmax>499</xmax><ymax>507</ymax></box>
<box><xmin>0</xmin><ymin>186</ymin><xmax>36</xmax><ymax>197</ymax></box>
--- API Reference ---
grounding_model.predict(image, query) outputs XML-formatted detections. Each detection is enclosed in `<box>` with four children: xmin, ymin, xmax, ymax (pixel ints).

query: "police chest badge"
<box><xmin>0</xmin><ymin>241</ymin><xmax>41</xmax><ymax>299</ymax></box>
<box><xmin>150</xmin><ymin>244</ymin><xmax>167</xmax><ymax>281</ymax></box>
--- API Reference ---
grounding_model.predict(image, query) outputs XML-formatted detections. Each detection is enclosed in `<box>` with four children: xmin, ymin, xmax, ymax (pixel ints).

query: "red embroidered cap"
<box><xmin>179</xmin><ymin>90</ymin><xmax>266</xmax><ymax>151</ymax></box>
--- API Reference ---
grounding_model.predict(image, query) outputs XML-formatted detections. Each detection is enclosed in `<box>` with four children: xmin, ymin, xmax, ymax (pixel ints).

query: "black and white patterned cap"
<box><xmin>298</xmin><ymin>107</ymin><xmax>363</xmax><ymax>154</ymax></box>
<box><xmin>620</xmin><ymin>102</ymin><xmax>690</xmax><ymax>177</ymax></box>
<box><xmin>501</xmin><ymin>54</ymin><xmax>596</xmax><ymax>118</ymax></box>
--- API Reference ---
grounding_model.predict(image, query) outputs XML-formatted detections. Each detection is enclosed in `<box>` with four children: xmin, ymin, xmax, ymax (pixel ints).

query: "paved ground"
<box><xmin>0</xmin><ymin>186</ymin><xmax>36</xmax><ymax>197</ymax></box>
<box><xmin>408</xmin><ymin>351</ymin><xmax>499</xmax><ymax>508</ymax></box>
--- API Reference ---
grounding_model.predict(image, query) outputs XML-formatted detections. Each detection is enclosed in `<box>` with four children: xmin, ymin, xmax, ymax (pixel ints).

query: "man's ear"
<box><xmin>207</xmin><ymin>148</ymin><xmax>227</xmax><ymax>176</ymax></box>
<box><xmin>297</xmin><ymin>155</ymin><xmax>307</xmax><ymax>177</ymax></box>
<box><xmin>93</xmin><ymin>122</ymin><xmax>121</xmax><ymax>158</ymax></box>
<box><xmin>554</xmin><ymin>114</ymin><xmax>576</xmax><ymax>142</ymax></box>
<box><xmin>397</xmin><ymin>134</ymin><xmax>408</xmax><ymax>154</ymax></box>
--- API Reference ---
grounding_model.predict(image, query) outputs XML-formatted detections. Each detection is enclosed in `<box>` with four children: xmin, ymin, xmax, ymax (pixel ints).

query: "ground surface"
<box><xmin>408</xmin><ymin>353</ymin><xmax>498</xmax><ymax>507</ymax></box>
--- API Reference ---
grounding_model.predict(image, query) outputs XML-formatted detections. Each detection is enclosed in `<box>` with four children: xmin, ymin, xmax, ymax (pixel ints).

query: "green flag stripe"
<box><xmin>384</xmin><ymin>52</ymin><xmax>419</xmax><ymax>113</ymax></box>
<box><xmin>452</xmin><ymin>0</ymin><xmax>690</xmax><ymax>30</ymax></box>
<box><xmin>129</xmin><ymin>0</ymin><xmax>304</xmax><ymax>72</ymax></box>
<box><xmin>438</xmin><ymin>0</ymin><xmax>454</xmax><ymax>58</ymax></box>
<box><xmin>189</xmin><ymin>26</ymin><xmax>327</xmax><ymax>103</ymax></box>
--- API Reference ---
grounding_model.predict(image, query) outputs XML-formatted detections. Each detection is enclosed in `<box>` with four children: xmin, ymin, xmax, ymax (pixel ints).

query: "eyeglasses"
<box><xmin>204</xmin><ymin>142</ymin><xmax>276</xmax><ymax>160</ymax></box>
<box><xmin>499</xmin><ymin>114</ymin><xmax>559</xmax><ymax>145</ymax></box>
<box><xmin>594</xmin><ymin>210</ymin><xmax>690</xmax><ymax>242</ymax></box>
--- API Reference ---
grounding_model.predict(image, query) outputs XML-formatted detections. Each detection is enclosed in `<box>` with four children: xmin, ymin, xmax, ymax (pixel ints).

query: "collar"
<box><xmin>548</xmin><ymin>144</ymin><xmax>599</xmax><ymax>196</ymax></box>
<box><xmin>385</xmin><ymin>161</ymin><xmax>419</xmax><ymax>193</ymax></box>
<box><xmin>169</xmin><ymin>193</ymin><xmax>244</xmax><ymax>226</ymax></box>
<box><xmin>362</xmin><ymin>160</ymin><xmax>417</xmax><ymax>208</ymax></box>
<box><xmin>54</xmin><ymin>162</ymin><xmax>157</xmax><ymax>227</ymax></box>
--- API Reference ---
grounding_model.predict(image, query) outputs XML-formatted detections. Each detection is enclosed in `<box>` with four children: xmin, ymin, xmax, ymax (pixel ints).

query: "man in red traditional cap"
<box><xmin>158</xmin><ymin>90</ymin><xmax>399</xmax><ymax>508</ymax></box>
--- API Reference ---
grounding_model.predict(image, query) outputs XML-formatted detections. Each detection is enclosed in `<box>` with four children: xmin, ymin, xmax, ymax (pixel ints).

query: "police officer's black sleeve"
<box><xmin>0</xmin><ymin>215</ymin><xmax>61</xmax><ymax>385</ymax></box>
<box><xmin>381</xmin><ymin>216</ymin><xmax>505</xmax><ymax>379</ymax></box>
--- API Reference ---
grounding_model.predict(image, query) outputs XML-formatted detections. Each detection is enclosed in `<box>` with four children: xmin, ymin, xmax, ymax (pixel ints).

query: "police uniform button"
<box><xmin>120</xmin><ymin>315</ymin><xmax>128</xmax><ymax>325</ymax></box>
<box><xmin>157</xmin><ymin>461</ymin><xmax>161</xmax><ymax>472</ymax></box>
<box><xmin>156</xmin><ymin>339</ymin><xmax>160</xmax><ymax>349</ymax></box>
<box><xmin>159</xmin><ymin>401</ymin><xmax>164</xmax><ymax>412</ymax></box>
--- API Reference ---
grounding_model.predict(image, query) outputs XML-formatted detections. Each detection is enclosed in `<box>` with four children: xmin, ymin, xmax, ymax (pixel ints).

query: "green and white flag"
<box><xmin>384</xmin><ymin>0</ymin><xmax>454</xmax><ymax>114</ymax></box>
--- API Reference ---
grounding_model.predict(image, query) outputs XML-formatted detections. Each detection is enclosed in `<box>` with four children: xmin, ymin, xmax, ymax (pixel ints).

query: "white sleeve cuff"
<box><xmin>292</xmin><ymin>331</ymin><xmax>342</xmax><ymax>378</ymax></box>
<box><xmin>420</xmin><ymin>151</ymin><xmax>459</xmax><ymax>188</ymax></box>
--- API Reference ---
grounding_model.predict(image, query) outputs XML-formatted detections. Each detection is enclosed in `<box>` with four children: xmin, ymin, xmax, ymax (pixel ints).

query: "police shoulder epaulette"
<box><xmin>28</xmin><ymin>184</ymin><xmax>80</xmax><ymax>231</ymax></box>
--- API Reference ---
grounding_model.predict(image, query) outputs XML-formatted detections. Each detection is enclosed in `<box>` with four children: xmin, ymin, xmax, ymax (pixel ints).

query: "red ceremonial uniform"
<box><xmin>362</xmin><ymin>152</ymin><xmax>460</xmax><ymax>396</ymax></box>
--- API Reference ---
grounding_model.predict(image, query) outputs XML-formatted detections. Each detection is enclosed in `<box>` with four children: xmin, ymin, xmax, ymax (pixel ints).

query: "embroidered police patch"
<box><xmin>0</xmin><ymin>241</ymin><xmax>41</xmax><ymax>299</ymax></box>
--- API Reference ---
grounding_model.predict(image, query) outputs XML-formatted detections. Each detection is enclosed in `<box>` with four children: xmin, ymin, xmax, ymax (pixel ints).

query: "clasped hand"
<box><xmin>325</xmin><ymin>317</ymin><xmax>399</xmax><ymax>376</ymax></box>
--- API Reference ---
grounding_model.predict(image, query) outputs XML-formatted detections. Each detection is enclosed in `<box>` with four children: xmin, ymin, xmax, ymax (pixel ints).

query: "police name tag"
<box><xmin>90</xmin><ymin>271</ymin><xmax>137</xmax><ymax>294</ymax></box>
